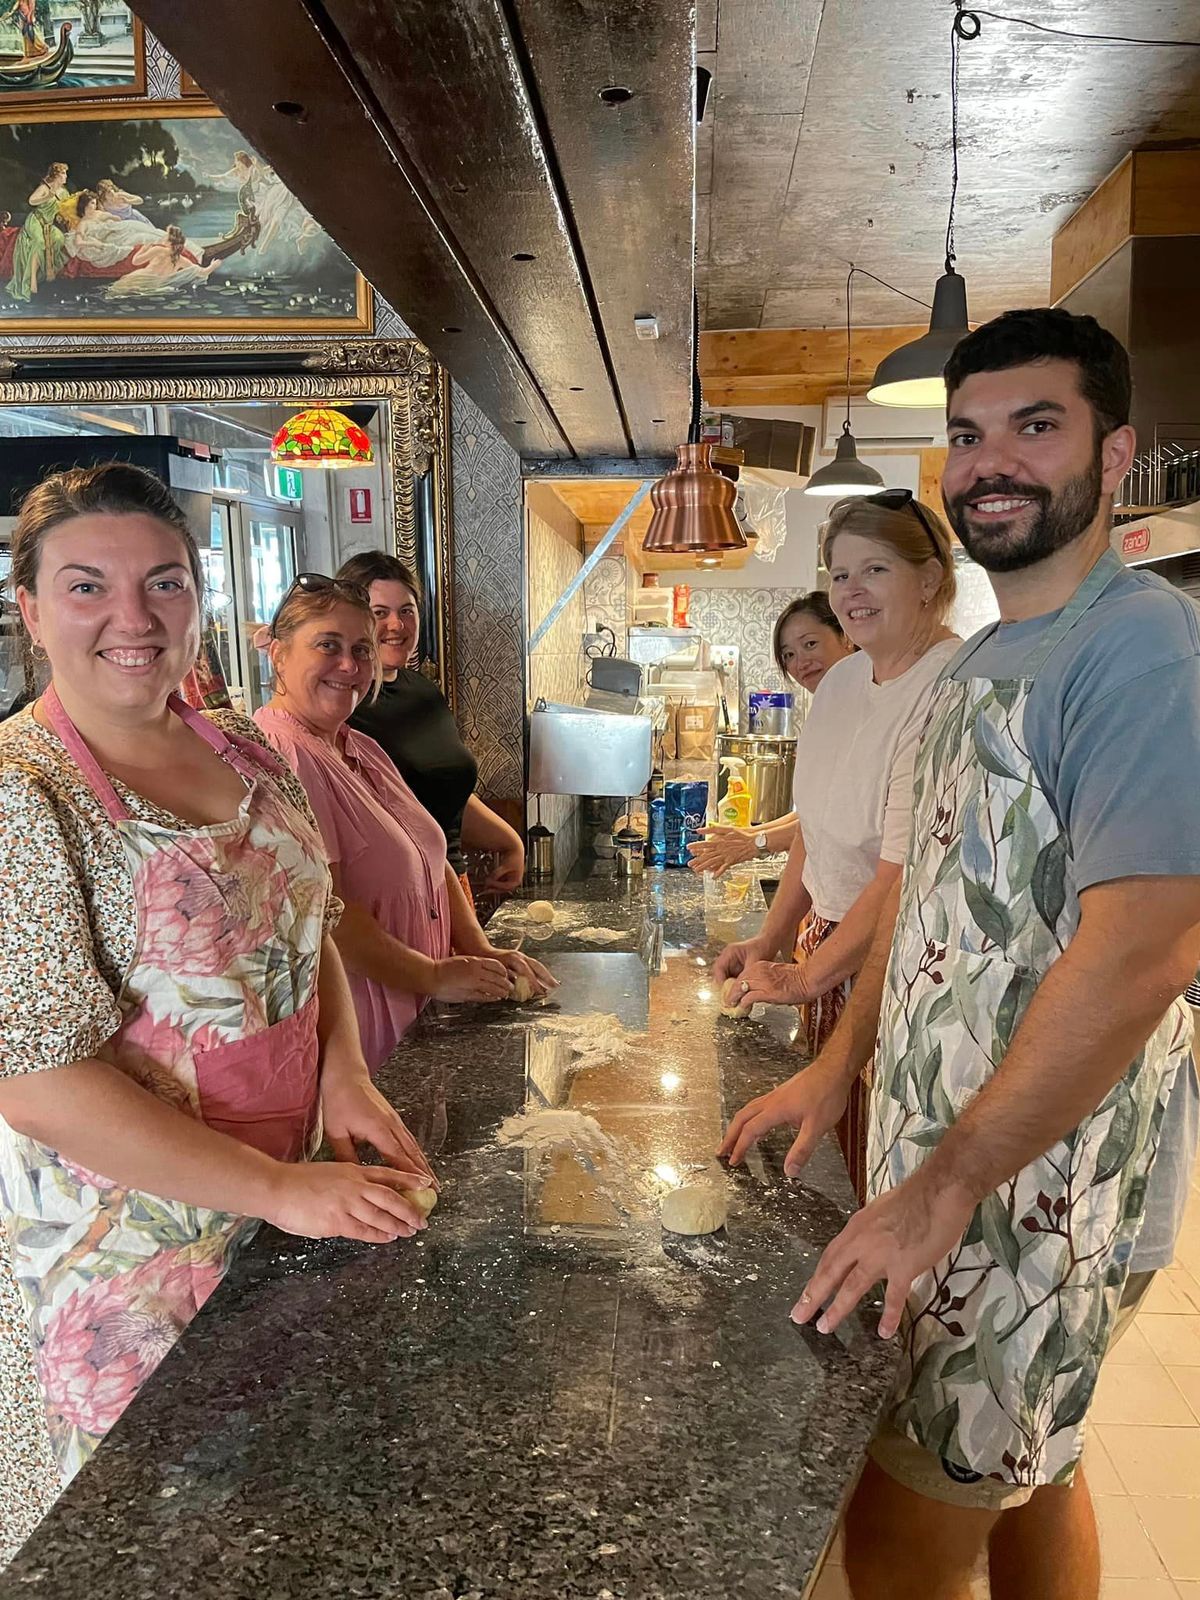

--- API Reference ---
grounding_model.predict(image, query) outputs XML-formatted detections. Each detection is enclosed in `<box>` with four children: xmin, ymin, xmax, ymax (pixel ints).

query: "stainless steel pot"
<box><xmin>715</xmin><ymin>732</ymin><xmax>796</xmax><ymax>827</ymax></box>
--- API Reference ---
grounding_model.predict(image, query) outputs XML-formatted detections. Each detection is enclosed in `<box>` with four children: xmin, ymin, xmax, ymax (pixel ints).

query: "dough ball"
<box><xmin>719</xmin><ymin>976</ymin><xmax>754</xmax><ymax>1019</ymax></box>
<box><xmin>511</xmin><ymin>974</ymin><xmax>536</xmax><ymax>1003</ymax></box>
<box><xmin>661</xmin><ymin>1184</ymin><xmax>728</xmax><ymax>1236</ymax></box>
<box><xmin>526</xmin><ymin>900</ymin><xmax>555</xmax><ymax>924</ymax></box>
<box><xmin>408</xmin><ymin>1187</ymin><xmax>438</xmax><ymax>1217</ymax></box>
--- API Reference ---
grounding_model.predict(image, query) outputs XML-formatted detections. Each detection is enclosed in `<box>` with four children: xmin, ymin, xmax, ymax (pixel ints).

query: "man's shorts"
<box><xmin>867</xmin><ymin>1270</ymin><xmax>1155</xmax><ymax>1511</ymax></box>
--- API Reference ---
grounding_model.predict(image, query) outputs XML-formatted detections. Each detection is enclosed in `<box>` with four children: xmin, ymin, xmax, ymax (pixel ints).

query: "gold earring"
<box><xmin>30</xmin><ymin>640</ymin><xmax>47</xmax><ymax>661</ymax></box>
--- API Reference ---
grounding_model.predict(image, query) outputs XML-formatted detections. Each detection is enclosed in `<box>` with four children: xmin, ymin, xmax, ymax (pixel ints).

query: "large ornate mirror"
<box><xmin>0</xmin><ymin>338</ymin><xmax>451</xmax><ymax>712</ymax></box>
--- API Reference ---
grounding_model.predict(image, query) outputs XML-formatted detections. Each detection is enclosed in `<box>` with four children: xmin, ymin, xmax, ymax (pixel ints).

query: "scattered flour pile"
<box><xmin>495</xmin><ymin>1108</ymin><xmax>617</xmax><ymax>1163</ymax></box>
<box><xmin>529</xmin><ymin>1010</ymin><xmax>640</xmax><ymax>1073</ymax></box>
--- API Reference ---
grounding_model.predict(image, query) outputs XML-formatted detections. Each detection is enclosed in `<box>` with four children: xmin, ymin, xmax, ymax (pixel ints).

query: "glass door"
<box><xmin>198</xmin><ymin>499</ymin><xmax>243</xmax><ymax>706</ymax></box>
<box><xmin>229</xmin><ymin>501</ymin><xmax>303</xmax><ymax>710</ymax></box>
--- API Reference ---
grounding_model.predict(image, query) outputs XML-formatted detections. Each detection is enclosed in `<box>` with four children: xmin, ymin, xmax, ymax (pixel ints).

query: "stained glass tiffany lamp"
<box><xmin>270</xmin><ymin>407</ymin><xmax>374</xmax><ymax>469</ymax></box>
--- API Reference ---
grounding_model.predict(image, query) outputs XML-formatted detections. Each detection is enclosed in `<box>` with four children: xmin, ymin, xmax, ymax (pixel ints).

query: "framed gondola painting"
<box><xmin>0</xmin><ymin>3</ymin><xmax>147</xmax><ymax>107</ymax></box>
<box><xmin>0</xmin><ymin>103</ymin><xmax>373</xmax><ymax>332</ymax></box>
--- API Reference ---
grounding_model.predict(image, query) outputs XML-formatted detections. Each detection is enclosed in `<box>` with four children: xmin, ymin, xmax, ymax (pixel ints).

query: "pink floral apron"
<box><xmin>0</xmin><ymin>687</ymin><xmax>331</xmax><ymax>1506</ymax></box>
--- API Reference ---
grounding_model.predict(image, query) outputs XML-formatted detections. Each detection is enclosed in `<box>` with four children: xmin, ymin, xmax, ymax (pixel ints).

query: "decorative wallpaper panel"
<box><xmin>449</xmin><ymin>379</ymin><xmax>525</xmax><ymax>804</ymax></box>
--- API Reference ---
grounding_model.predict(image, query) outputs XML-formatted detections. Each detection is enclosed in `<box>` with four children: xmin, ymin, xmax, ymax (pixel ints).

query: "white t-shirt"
<box><xmin>792</xmin><ymin>637</ymin><xmax>961</xmax><ymax>921</ymax></box>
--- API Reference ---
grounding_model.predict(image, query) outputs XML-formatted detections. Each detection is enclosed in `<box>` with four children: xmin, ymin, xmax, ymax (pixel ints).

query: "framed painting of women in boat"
<box><xmin>0</xmin><ymin>2</ymin><xmax>146</xmax><ymax>107</ymax></box>
<box><xmin>0</xmin><ymin>104</ymin><xmax>372</xmax><ymax>331</ymax></box>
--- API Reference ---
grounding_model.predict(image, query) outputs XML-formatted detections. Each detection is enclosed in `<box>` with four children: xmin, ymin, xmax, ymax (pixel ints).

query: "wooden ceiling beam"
<box><xmin>1051</xmin><ymin>149</ymin><xmax>1200</xmax><ymax>306</ymax></box>
<box><xmin>699</xmin><ymin>325</ymin><xmax>925</xmax><ymax>409</ymax></box>
<box><xmin>132</xmin><ymin>0</ymin><xmax>694</xmax><ymax>461</ymax></box>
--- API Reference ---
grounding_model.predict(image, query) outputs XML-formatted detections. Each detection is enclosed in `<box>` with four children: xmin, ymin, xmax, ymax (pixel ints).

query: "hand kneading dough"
<box><xmin>661</xmin><ymin>1184</ymin><xmax>728</xmax><ymax>1236</ymax></box>
<box><xmin>719</xmin><ymin>976</ymin><xmax>754</xmax><ymax>1018</ymax></box>
<box><xmin>511</xmin><ymin>974</ymin><xmax>536</xmax><ymax>1003</ymax></box>
<box><xmin>409</xmin><ymin>1187</ymin><xmax>438</xmax><ymax>1217</ymax></box>
<box><xmin>526</xmin><ymin>900</ymin><xmax>555</xmax><ymax>924</ymax></box>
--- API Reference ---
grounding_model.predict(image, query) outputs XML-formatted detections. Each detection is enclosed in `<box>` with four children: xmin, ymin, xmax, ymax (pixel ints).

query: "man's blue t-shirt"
<box><xmin>949</xmin><ymin>562</ymin><xmax>1200</xmax><ymax>1271</ymax></box>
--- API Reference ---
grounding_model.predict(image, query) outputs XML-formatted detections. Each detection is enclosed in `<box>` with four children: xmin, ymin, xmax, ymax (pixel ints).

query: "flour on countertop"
<box><xmin>529</xmin><ymin>1010</ymin><xmax>641</xmax><ymax>1072</ymax></box>
<box><xmin>495</xmin><ymin>1108</ymin><xmax>617</xmax><ymax>1160</ymax></box>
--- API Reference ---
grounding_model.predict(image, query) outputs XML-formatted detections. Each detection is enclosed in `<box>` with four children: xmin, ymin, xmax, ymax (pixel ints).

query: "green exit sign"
<box><xmin>273</xmin><ymin>464</ymin><xmax>304</xmax><ymax>500</ymax></box>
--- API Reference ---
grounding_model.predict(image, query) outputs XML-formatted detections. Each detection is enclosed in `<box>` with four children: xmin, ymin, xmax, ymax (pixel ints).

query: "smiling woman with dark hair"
<box><xmin>254</xmin><ymin>571</ymin><xmax>554</xmax><ymax>1071</ymax></box>
<box><xmin>0</xmin><ymin>464</ymin><xmax>434</xmax><ymax>1562</ymax></box>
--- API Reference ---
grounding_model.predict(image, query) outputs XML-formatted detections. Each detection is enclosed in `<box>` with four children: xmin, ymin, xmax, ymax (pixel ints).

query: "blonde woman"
<box><xmin>255</xmin><ymin>575</ymin><xmax>552</xmax><ymax>1071</ymax></box>
<box><xmin>716</xmin><ymin>489</ymin><xmax>960</xmax><ymax>1194</ymax></box>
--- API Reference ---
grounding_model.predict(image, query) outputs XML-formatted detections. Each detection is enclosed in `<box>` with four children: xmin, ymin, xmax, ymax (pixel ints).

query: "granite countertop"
<box><xmin>4</xmin><ymin>861</ymin><xmax>898</xmax><ymax>1600</ymax></box>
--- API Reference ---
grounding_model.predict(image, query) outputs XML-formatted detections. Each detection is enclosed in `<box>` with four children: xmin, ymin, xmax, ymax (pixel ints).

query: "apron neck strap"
<box><xmin>1020</xmin><ymin>547</ymin><xmax>1124</xmax><ymax>679</ymax></box>
<box><xmin>41</xmin><ymin>688</ymin><xmax>266</xmax><ymax>822</ymax></box>
<box><xmin>41</xmin><ymin>682</ymin><xmax>130</xmax><ymax>823</ymax></box>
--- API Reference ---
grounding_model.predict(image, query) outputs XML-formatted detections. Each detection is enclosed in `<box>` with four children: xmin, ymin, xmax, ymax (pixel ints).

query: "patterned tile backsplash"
<box><xmin>582</xmin><ymin>560</ymin><xmax>801</xmax><ymax>723</ymax></box>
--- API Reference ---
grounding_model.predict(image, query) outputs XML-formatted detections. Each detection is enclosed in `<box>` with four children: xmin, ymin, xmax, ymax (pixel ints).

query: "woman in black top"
<box><xmin>336</xmin><ymin>552</ymin><xmax>525</xmax><ymax>893</ymax></box>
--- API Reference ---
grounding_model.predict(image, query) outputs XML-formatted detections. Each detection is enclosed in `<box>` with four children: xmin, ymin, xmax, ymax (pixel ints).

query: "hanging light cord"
<box><xmin>945</xmin><ymin>6</ymin><xmax>965</xmax><ymax>274</ymax></box>
<box><xmin>955</xmin><ymin>6</ymin><xmax>1200</xmax><ymax>50</ymax></box>
<box><xmin>688</xmin><ymin>288</ymin><xmax>702</xmax><ymax>445</ymax></box>
<box><xmin>845</xmin><ymin>264</ymin><xmax>932</xmax><ymax>312</ymax></box>
<box><xmin>843</xmin><ymin>265</ymin><xmax>855</xmax><ymax>433</ymax></box>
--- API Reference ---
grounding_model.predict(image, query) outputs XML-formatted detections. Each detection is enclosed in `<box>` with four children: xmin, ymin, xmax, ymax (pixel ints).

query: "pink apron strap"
<box><xmin>166</xmin><ymin>693</ymin><xmax>281</xmax><ymax>777</ymax></box>
<box><xmin>41</xmin><ymin>683</ymin><xmax>130</xmax><ymax>823</ymax></box>
<box><xmin>42</xmin><ymin>687</ymin><xmax>279</xmax><ymax>823</ymax></box>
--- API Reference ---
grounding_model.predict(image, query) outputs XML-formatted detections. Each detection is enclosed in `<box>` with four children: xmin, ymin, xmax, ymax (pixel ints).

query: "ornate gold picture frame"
<box><xmin>0</xmin><ymin>7</ymin><xmax>146</xmax><ymax>108</ymax></box>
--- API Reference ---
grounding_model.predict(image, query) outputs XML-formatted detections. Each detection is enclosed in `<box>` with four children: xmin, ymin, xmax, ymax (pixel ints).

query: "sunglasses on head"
<box><xmin>269</xmin><ymin>571</ymin><xmax>371</xmax><ymax>637</ymax></box>
<box><xmin>863</xmin><ymin>487</ymin><xmax>944</xmax><ymax>557</ymax></box>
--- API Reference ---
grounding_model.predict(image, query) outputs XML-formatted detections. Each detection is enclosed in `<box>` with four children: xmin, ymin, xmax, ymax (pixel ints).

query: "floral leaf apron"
<box><xmin>0</xmin><ymin>688</ymin><xmax>330</xmax><ymax>1517</ymax></box>
<box><xmin>869</xmin><ymin>550</ymin><xmax>1193</xmax><ymax>1487</ymax></box>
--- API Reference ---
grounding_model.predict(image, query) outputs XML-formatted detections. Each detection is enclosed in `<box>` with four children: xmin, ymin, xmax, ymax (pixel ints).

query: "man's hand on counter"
<box><xmin>790</xmin><ymin>1168</ymin><xmax>976</xmax><ymax>1341</ymax></box>
<box><xmin>718</xmin><ymin>1057</ymin><xmax>851</xmax><ymax>1172</ymax></box>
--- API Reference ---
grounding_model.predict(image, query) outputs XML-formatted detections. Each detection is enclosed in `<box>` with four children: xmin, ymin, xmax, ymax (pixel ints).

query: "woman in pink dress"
<box><xmin>255</xmin><ymin>575</ymin><xmax>553</xmax><ymax>1072</ymax></box>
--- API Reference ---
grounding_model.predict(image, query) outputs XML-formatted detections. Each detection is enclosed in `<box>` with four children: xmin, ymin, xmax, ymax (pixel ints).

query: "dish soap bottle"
<box><xmin>718</xmin><ymin>756</ymin><xmax>752</xmax><ymax>827</ymax></box>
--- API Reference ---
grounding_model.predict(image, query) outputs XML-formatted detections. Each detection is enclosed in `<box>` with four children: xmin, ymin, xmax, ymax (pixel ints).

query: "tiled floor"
<box><xmin>810</xmin><ymin>1157</ymin><xmax>1200</xmax><ymax>1599</ymax></box>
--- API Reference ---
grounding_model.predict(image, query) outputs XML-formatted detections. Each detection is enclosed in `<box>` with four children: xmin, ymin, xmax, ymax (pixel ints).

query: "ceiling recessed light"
<box><xmin>569</xmin><ymin>386</ymin><xmax>584</xmax><ymax>393</ymax></box>
<box><xmin>598</xmin><ymin>85</ymin><xmax>633</xmax><ymax>106</ymax></box>
<box><xmin>512</xmin><ymin>251</ymin><xmax>536</xmax><ymax>262</ymax></box>
<box><xmin>652</xmin><ymin>418</ymin><xmax>665</xmax><ymax>424</ymax></box>
<box><xmin>441</xmin><ymin>325</ymin><xmax>462</xmax><ymax>334</ymax></box>
<box><xmin>514</xmin><ymin>418</ymin><xmax>527</xmax><ymax>426</ymax></box>
<box><xmin>272</xmin><ymin>100</ymin><xmax>306</xmax><ymax>119</ymax></box>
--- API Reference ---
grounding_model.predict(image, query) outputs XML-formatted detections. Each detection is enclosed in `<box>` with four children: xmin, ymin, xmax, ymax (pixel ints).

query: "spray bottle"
<box><xmin>718</xmin><ymin>756</ymin><xmax>752</xmax><ymax>827</ymax></box>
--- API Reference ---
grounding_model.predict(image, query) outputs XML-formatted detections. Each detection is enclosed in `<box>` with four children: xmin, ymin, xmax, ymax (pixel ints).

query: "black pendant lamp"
<box><xmin>805</xmin><ymin>266</ymin><xmax>884</xmax><ymax>497</ymax></box>
<box><xmin>868</xmin><ymin>11</ymin><xmax>973</xmax><ymax>406</ymax></box>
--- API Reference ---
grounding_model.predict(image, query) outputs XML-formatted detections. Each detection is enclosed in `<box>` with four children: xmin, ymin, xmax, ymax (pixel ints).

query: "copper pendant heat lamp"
<box><xmin>642</xmin><ymin>442</ymin><xmax>745</xmax><ymax>554</ymax></box>
<box><xmin>643</xmin><ymin>292</ymin><xmax>747</xmax><ymax>555</ymax></box>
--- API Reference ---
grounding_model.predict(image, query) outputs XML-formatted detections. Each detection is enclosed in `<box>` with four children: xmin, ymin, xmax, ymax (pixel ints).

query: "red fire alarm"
<box><xmin>348</xmin><ymin>487</ymin><xmax>372</xmax><ymax>523</ymax></box>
